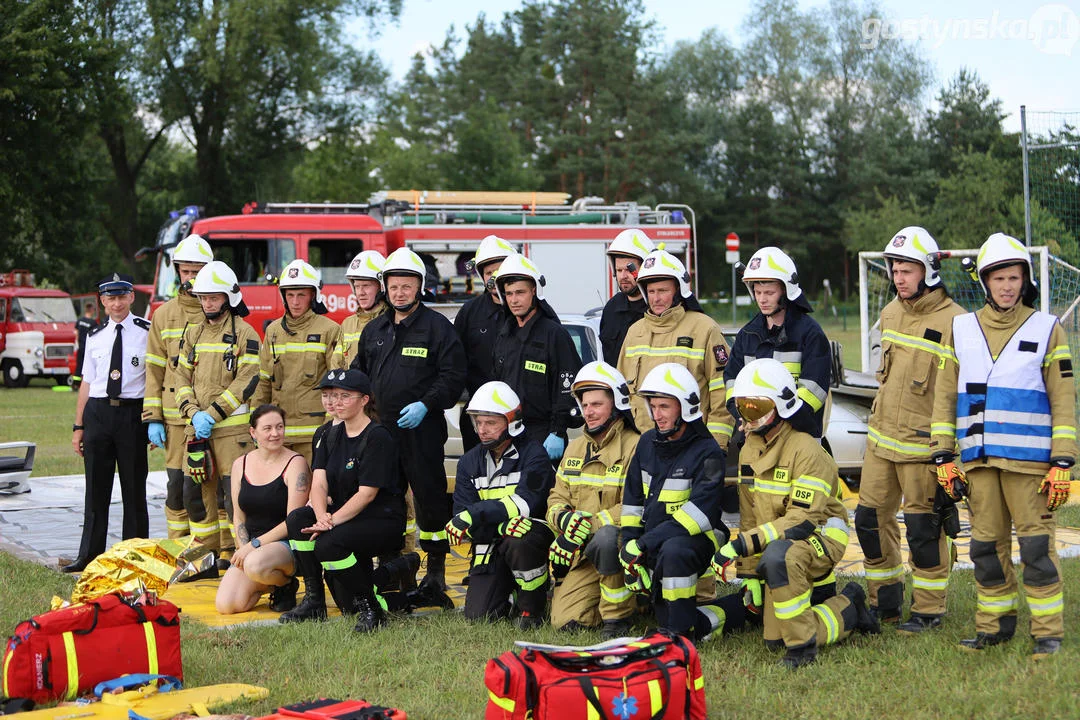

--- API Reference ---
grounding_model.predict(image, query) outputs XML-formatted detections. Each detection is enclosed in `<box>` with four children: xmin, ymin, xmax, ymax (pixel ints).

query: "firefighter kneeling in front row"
<box><xmin>447</xmin><ymin>381</ymin><xmax>556</xmax><ymax>629</ymax></box>
<box><xmin>547</xmin><ymin>361</ymin><xmax>640</xmax><ymax>638</ymax></box>
<box><xmin>619</xmin><ymin>363</ymin><xmax>733</xmax><ymax>641</ymax></box>
<box><xmin>712</xmin><ymin>359</ymin><xmax>879</xmax><ymax>669</ymax></box>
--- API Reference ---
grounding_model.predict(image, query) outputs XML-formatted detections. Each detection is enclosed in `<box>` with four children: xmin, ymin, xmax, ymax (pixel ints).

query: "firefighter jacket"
<box><xmin>352</xmin><ymin>304</ymin><xmax>466</xmax><ymax>418</ymax></box>
<box><xmin>620</xmin><ymin>421</ymin><xmax>725</xmax><ymax>554</ymax></box>
<box><xmin>454</xmin><ymin>436</ymin><xmax>554</xmax><ymax>552</ymax></box>
<box><xmin>618</xmin><ymin>304</ymin><xmax>734</xmax><ymax>446</ymax></box>
<box><xmin>455</xmin><ymin>291</ymin><xmax>504</xmax><ymax>397</ymax></box>
<box><xmin>142</xmin><ymin>293</ymin><xmax>205</xmax><ymax>426</ymax></box>
<box><xmin>332</xmin><ymin>301</ymin><xmax>388</xmax><ymax>370</ymax></box>
<box><xmin>547</xmin><ymin>419</ymin><xmax>641</xmax><ymax>532</ymax></box>
<box><xmin>866</xmin><ymin>288</ymin><xmax>964</xmax><ymax>463</ymax></box>
<box><xmin>492</xmin><ymin>300</ymin><xmax>584</xmax><ymax>437</ymax></box>
<box><xmin>175</xmin><ymin>313</ymin><xmax>262</xmax><ymax>437</ymax></box>
<box><xmin>254</xmin><ymin>309</ymin><xmax>342</xmax><ymax>444</ymax></box>
<box><xmin>737</xmin><ymin>421</ymin><xmax>849</xmax><ymax>559</ymax></box>
<box><xmin>931</xmin><ymin>304</ymin><xmax>1077</xmax><ymax>476</ymax></box>
<box><xmin>599</xmin><ymin>291</ymin><xmax>646</xmax><ymax>365</ymax></box>
<box><xmin>724</xmin><ymin>306</ymin><xmax>831</xmax><ymax>438</ymax></box>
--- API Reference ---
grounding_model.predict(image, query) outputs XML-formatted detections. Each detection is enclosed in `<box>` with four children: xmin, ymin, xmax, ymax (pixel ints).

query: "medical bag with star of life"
<box><xmin>483</xmin><ymin>630</ymin><xmax>706</xmax><ymax>720</ymax></box>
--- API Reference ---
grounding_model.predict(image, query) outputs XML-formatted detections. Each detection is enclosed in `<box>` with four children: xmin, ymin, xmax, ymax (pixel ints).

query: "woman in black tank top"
<box><xmin>216</xmin><ymin>405</ymin><xmax>311</xmax><ymax>615</ymax></box>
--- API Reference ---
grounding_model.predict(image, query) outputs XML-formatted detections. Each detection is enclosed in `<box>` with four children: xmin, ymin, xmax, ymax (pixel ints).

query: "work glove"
<box><xmin>557</xmin><ymin>510</ymin><xmax>593</xmax><ymax>545</ymax></box>
<box><xmin>549</xmin><ymin>535</ymin><xmax>580</xmax><ymax>579</ymax></box>
<box><xmin>742</xmin><ymin>578</ymin><xmax>764</xmax><ymax>618</ymax></box>
<box><xmin>1040</xmin><ymin>460</ymin><xmax>1074</xmax><ymax>511</ymax></box>
<box><xmin>397</xmin><ymin>401</ymin><xmax>428</xmax><ymax>429</ymax></box>
<box><xmin>619</xmin><ymin>538</ymin><xmax>645</xmax><ymax>574</ymax></box>
<box><xmin>499</xmin><ymin>516</ymin><xmax>533</xmax><ymax>539</ymax></box>
<box><xmin>711</xmin><ymin>537</ymin><xmax>745</xmax><ymax>581</ymax></box>
<box><xmin>933</xmin><ymin>453</ymin><xmax>968</xmax><ymax>500</ymax></box>
<box><xmin>191</xmin><ymin>411</ymin><xmax>216</xmax><ymax>440</ymax></box>
<box><xmin>186</xmin><ymin>439</ymin><xmax>214</xmax><ymax>485</ymax></box>
<box><xmin>624</xmin><ymin>566</ymin><xmax>652</xmax><ymax>595</ymax></box>
<box><xmin>543</xmin><ymin>433</ymin><xmax>566</xmax><ymax>462</ymax></box>
<box><xmin>445</xmin><ymin>511</ymin><xmax>472</xmax><ymax>545</ymax></box>
<box><xmin>147</xmin><ymin>422</ymin><xmax>166</xmax><ymax>448</ymax></box>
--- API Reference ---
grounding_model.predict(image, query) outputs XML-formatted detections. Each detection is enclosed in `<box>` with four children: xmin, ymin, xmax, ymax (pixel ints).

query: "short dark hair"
<box><xmin>250</xmin><ymin>404</ymin><xmax>286</xmax><ymax>428</ymax></box>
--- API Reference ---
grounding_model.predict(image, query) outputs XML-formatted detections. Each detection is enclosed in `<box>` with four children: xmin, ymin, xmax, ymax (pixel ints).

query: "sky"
<box><xmin>351</xmin><ymin>0</ymin><xmax>1080</xmax><ymax>133</ymax></box>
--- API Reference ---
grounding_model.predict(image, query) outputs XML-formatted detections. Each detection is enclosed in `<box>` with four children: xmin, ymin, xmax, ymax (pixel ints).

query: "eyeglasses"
<box><xmin>325</xmin><ymin>392</ymin><xmax>361</xmax><ymax>402</ymax></box>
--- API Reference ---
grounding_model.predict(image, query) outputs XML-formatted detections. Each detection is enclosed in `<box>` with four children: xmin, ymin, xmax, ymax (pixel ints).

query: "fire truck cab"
<box><xmin>0</xmin><ymin>270</ymin><xmax>78</xmax><ymax>388</ymax></box>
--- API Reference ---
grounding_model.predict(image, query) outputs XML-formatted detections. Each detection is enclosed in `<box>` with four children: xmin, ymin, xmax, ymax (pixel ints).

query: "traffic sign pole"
<box><xmin>726</xmin><ymin>233</ymin><xmax>740</xmax><ymax>325</ymax></box>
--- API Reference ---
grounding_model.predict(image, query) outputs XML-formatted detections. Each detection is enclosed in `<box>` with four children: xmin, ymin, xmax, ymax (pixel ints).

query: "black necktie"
<box><xmin>107</xmin><ymin>324</ymin><xmax>123</xmax><ymax>399</ymax></box>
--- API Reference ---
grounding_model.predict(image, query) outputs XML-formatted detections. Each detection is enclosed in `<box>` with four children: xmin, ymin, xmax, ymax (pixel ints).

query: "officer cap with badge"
<box><xmin>98</xmin><ymin>273</ymin><xmax>135</xmax><ymax>296</ymax></box>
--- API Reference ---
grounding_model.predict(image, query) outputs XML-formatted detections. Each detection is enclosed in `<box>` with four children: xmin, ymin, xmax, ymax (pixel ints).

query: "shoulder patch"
<box><xmin>133</xmin><ymin>317</ymin><xmax>151</xmax><ymax>331</ymax></box>
<box><xmin>676</xmin><ymin>336</ymin><xmax>694</xmax><ymax>348</ymax></box>
<box><xmin>246</xmin><ymin>339</ymin><xmax>260</xmax><ymax>353</ymax></box>
<box><xmin>713</xmin><ymin>344</ymin><xmax>728</xmax><ymax>367</ymax></box>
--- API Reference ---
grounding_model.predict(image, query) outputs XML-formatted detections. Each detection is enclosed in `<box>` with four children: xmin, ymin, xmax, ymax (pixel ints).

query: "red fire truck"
<box><xmin>0</xmin><ymin>270</ymin><xmax>78</xmax><ymax>388</ymax></box>
<box><xmin>142</xmin><ymin>192</ymin><xmax>698</xmax><ymax>333</ymax></box>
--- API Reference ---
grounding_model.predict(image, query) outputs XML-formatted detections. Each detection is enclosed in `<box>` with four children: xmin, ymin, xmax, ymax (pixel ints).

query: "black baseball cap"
<box><xmin>319</xmin><ymin>369</ymin><xmax>372</xmax><ymax>395</ymax></box>
<box><xmin>98</xmin><ymin>273</ymin><xmax>135</xmax><ymax>295</ymax></box>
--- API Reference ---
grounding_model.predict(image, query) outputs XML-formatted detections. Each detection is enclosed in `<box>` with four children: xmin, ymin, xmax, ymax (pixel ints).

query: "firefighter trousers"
<box><xmin>647</xmin><ymin>533</ymin><xmax>715</xmax><ymax>637</ymax></box>
<box><xmin>388</xmin><ymin>419</ymin><xmax>450</xmax><ymax>555</ymax></box>
<box><xmin>967</xmin><ymin>467</ymin><xmax>1063</xmax><ymax>640</ymax></box>
<box><xmin>855</xmin><ymin>451</ymin><xmax>950</xmax><ymax>617</ymax></box>
<box><xmin>164</xmin><ymin>423</ymin><xmax>190</xmax><ymax>539</ymax></box>
<box><xmin>758</xmin><ymin>535</ymin><xmax>856</xmax><ymax>649</ymax></box>
<box><xmin>183</xmin><ymin>431</ymin><xmax>248</xmax><ymax>553</ymax></box>
<box><xmin>287</xmin><ymin>506</ymin><xmax>404</xmax><ymax>613</ymax></box>
<box><xmin>464</xmin><ymin>523</ymin><xmax>555</xmax><ymax>622</ymax></box>
<box><xmin>551</xmin><ymin>524</ymin><xmax>633</xmax><ymax>629</ymax></box>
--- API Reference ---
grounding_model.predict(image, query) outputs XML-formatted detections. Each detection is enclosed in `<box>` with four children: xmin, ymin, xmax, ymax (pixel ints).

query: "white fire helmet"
<box><xmin>976</xmin><ymin>232</ymin><xmax>1036</xmax><ymax>297</ymax></box>
<box><xmin>637</xmin><ymin>363</ymin><xmax>702</xmax><ymax>423</ymax></box>
<box><xmin>172</xmin><ymin>234</ymin><xmax>214</xmax><ymax>265</ymax></box>
<box><xmin>635</xmin><ymin>249</ymin><xmax>692</xmax><ymax>299</ymax></box>
<box><xmin>469</xmin><ymin>235</ymin><xmax>516</xmax><ymax>279</ymax></box>
<box><xmin>279</xmin><ymin>259</ymin><xmax>321</xmax><ymax>290</ymax></box>
<box><xmin>742</xmin><ymin>247</ymin><xmax>803</xmax><ymax>302</ymax></box>
<box><xmin>493</xmin><ymin>253</ymin><xmax>546</xmax><ymax>301</ymax></box>
<box><xmin>191</xmin><ymin>261</ymin><xmax>244</xmax><ymax>309</ymax></box>
<box><xmin>607</xmin><ymin>229</ymin><xmax>656</xmax><ymax>265</ymax></box>
<box><xmin>466</xmin><ymin>381</ymin><xmax>525</xmax><ymax>438</ymax></box>
<box><xmin>380</xmin><ymin>247</ymin><xmax>427</xmax><ymax>295</ymax></box>
<box><xmin>345</xmin><ymin>250</ymin><xmax>386</xmax><ymax>281</ymax></box>
<box><xmin>731</xmin><ymin>358</ymin><xmax>802</xmax><ymax>432</ymax></box>
<box><xmin>883</xmin><ymin>227</ymin><xmax>942</xmax><ymax>288</ymax></box>
<box><xmin>572</xmin><ymin>361</ymin><xmax>632</xmax><ymax>412</ymax></box>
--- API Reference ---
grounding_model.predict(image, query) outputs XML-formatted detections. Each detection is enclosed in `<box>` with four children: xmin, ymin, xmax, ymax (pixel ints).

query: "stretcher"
<box><xmin>13</xmin><ymin>684</ymin><xmax>269</xmax><ymax>720</ymax></box>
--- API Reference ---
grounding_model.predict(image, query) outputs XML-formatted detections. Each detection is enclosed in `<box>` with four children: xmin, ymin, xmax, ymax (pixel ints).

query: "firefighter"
<box><xmin>724</xmin><ymin>246</ymin><xmax>832</xmax><ymax>602</ymax></box>
<box><xmin>617</xmin><ymin>248</ymin><xmax>733</xmax><ymax>451</ymax></box>
<box><xmin>332</xmin><ymin>250</ymin><xmax>388</xmax><ymax>370</ymax></box>
<box><xmin>66</xmin><ymin>274</ymin><xmax>150</xmax><ymax>573</ymax></box>
<box><xmin>455</xmin><ymin>235</ymin><xmax>515</xmax><ymax>452</ymax></box>
<box><xmin>599</xmin><ymin>228</ymin><xmax>655</xmax><ymax>363</ymax></box>
<box><xmin>491</xmin><ymin>253</ymin><xmax>584</xmax><ymax>461</ymax></box>
<box><xmin>854</xmin><ymin>227</ymin><xmax>965</xmax><ymax>631</ymax></box>
<box><xmin>351</xmin><ymin>247</ymin><xmax>466</xmax><ymax>592</ymax></box>
<box><xmin>930</xmin><ymin>233</ymin><xmax>1077</xmax><ymax>658</ymax></box>
<box><xmin>547</xmin><ymin>361</ymin><xmax>639</xmax><ymax>637</ymax></box>
<box><xmin>174</xmin><ymin>261</ymin><xmax>262</xmax><ymax>556</ymax></box>
<box><xmin>73</xmin><ymin>301</ymin><xmax>99</xmax><ymax>387</ymax></box>
<box><xmin>712</xmin><ymin>359</ymin><xmax>880</xmax><ymax>669</ymax></box>
<box><xmin>618</xmin><ymin>363</ymin><xmax>730</xmax><ymax>640</ymax></box>
<box><xmin>446</xmin><ymin>381</ymin><xmax>555</xmax><ymax>628</ymax></box>
<box><xmin>143</xmin><ymin>234</ymin><xmax>214</xmax><ymax>541</ymax></box>
<box><xmin>254</xmin><ymin>259</ymin><xmax>342</xmax><ymax>465</ymax></box>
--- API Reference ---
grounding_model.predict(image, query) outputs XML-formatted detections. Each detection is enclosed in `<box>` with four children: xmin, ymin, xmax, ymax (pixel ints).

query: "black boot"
<box><xmin>780</xmin><ymin>642</ymin><xmax>818</xmax><ymax>670</ymax></box>
<box><xmin>376</xmin><ymin>552</ymin><xmax>420</xmax><ymax>594</ymax></box>
<box><xmin>841</xmin><ymin>583</ymin><xmax>881</xmax><ymax>635</ymax></box>
<box><xmin>279</xmin><ymin>577</ymin><xmax>327</xmax><ymax>623</ymax></box>
<box><xmin>353</xmin><ymin>595</ymin><xmax>387</xmax><ymax>633</ymax></box>
<box><xmin>422</xmin><ymin>552</ymin><xmax>447</xmax><ymax>590</ymax></box>
<box><xmin>269</xmin><ymin>576</ymin><xmax>299</xmax><ymax>612</ymax></box>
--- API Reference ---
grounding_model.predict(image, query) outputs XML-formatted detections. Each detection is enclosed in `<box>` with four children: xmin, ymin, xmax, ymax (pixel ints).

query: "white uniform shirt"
<box><xmin>83</xmin><ymin>312</ymin><xmax>150</xmax><ymax>399</ymax></box>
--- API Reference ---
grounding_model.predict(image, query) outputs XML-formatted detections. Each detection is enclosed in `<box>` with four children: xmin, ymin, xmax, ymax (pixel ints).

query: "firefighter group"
<box><xmin>70</xmin><ymin>225</ymin><xmax>1075</xmax><ymax>668</ymax></box>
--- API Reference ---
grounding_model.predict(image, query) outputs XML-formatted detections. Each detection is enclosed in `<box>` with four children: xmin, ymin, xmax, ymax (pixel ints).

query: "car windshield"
<box><xmin>11</xmin><ymin>297</ymin><xmax>77</xmax><ymax>323</ymax></box>
<box><xmin>564</xmin><ymin>323</ymin><xmax>598</xmax><ymax>364</ymax></box>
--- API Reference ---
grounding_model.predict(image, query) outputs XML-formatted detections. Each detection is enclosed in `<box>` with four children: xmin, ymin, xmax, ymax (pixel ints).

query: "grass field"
<box><xmin>2</xmin><ymin>551</ymin><xmax>1079</xmax><ymax>719</ymax></box>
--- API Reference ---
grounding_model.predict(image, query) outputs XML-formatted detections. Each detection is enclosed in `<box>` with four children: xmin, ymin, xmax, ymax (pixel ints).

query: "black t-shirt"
<box><xmin>313</xmin><ymin>422</ymin><xmax>405</xmax><ymax>522</ymax></box>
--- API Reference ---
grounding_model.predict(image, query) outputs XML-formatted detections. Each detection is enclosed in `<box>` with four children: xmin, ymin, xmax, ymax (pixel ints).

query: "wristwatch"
<box><xmin>72</xmin><ymin>424</ymin><xmax>84</xmax><ymax>431</ymax></box>
<box><xmin>250</xmin><ymin>538</ymin><xmax>262</xmax><ymax>549</ymax></box>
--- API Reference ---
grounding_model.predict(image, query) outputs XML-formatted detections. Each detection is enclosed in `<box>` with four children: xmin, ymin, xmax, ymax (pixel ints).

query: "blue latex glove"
<box><xmin>191</xmin><ymin>411</ymin><xmax>216</xmax><ymax>439</ymax></box>
<box><xmin>543</xmin><ymin>433</ymin><xmax>566</xmax><ymax>461</ymax></box>
<box><xmin>397</xmin><ymin>401</ymin><xmax>429</xmax><ymax>429</ymax></box>
<box><xmin>147</xmin><ymin>422</ymin><xmax>167</xmax><ymax>448</ymax></box>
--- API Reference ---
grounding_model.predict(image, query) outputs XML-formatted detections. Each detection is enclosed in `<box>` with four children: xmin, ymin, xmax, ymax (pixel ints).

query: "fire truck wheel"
<box><xmin>2</xmin><ymin>360</ymin><xmax>29</xmax><ymax>389</ymax></box>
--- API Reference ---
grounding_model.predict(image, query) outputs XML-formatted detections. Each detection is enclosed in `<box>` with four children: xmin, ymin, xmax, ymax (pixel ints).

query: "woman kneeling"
<box><xmin>216</xmin><ymin>404</ymin><xmax>310</xmax><ymax>614</ymax></box>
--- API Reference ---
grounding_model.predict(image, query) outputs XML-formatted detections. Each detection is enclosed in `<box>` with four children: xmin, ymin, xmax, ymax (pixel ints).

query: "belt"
<box><xmin>91</xmin><ymin>397</ymin><xmax>143</xmax><ymax>407</ymax></box>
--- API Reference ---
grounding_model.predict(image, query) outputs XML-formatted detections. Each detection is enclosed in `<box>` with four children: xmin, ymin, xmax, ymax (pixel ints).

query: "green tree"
<box><xmin>926</xmin><ymin>68</ymin><xmax>1007</xmax><ymax>179</ymax></box>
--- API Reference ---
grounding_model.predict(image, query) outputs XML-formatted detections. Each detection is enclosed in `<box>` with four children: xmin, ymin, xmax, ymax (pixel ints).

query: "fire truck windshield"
<box><xmin>10</xmin><ymin>297</ymin><xmax>77</xmax><ymax>323</ymax></box>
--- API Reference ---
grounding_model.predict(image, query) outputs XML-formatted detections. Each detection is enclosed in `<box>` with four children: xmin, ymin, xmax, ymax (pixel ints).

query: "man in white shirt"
<box><xmin>66</xmin><ymin>274</ymin><xmax>151</xmax><ymax>572</ymax></box>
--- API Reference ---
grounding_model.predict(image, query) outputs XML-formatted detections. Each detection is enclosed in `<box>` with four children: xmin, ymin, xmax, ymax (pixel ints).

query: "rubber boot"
<box><xmin>279</xmin><ymin>577</ymin><xmax>327</xmax><ymax>623</ymax></box>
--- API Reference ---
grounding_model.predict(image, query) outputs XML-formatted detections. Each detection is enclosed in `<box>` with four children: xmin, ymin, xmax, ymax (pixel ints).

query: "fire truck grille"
<box><xmin>46</xmin><ymin>344</ymin><xmax>74</xmax><ymax>359</ymax></box>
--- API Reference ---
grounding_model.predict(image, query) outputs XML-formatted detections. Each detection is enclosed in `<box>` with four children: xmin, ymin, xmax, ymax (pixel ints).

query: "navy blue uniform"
<box><xmin>599</xmin><ymin>291</ymin><xmax>646</xmax><ymax>364</ymax></box>
<box><xmin>454</xmin><ymin>292</ymin><xmax>504</xmax><ymax>452</ymax></box>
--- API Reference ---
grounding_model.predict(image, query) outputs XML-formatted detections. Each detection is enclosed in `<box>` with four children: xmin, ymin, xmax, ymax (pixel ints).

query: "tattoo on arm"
<box><xmin>295</xmin><ymin>471</ymin><xmax>310</xmax><ymax>492</ymax></box>
<box><xmin>236</xmin><ymin>523</ymin><xmax>249</xmax><ymax>545</ymax></box>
